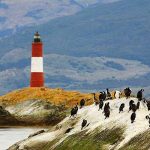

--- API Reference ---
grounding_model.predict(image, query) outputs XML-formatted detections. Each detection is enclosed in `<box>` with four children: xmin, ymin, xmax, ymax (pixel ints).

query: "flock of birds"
<box><xmin>70</xmin><ymin>88</ymin><xmax>150</xmax><ymax>130</ymax></box>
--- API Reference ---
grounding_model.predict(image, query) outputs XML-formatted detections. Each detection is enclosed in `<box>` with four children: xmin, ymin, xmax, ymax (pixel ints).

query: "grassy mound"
<box><xmin>0</xmin><ymin>87</ymin><xmax>94</xmax><ymax>107</ymax></box>
<box><xmin>120</xmin><ymin>130</ymin><xmax>150</xmax><ymax>150</ymax></box>
<box><xmin>55</xmin><ymin>127</ymin><xmax>124</xmax><ymax>150</ymax></box>
<box><xmin>12</xmin><ymin>127</ymin><xmax>124</xmax><ymax>150</ymax></box>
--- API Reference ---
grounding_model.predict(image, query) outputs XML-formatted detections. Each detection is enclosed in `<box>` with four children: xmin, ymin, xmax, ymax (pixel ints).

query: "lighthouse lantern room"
<box><xmin>30</xmin><ymin>32</ymin><xmax>44</xmax><ymax>87</ymax></box>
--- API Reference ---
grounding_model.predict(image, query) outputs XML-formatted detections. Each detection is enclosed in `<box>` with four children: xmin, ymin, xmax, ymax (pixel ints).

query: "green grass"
<box><xmin>55</xmin><ymin>127</ymin><xmax>124</xmax><ymax>150</ymax></box>
<box><xmin>119</xmin><ymin>130</ymin><xmax>150</xmax><ymax>150</ymax></box>
<box><xmin>9</xmin><ymin>126</ymin><xmax>128</xmax><ymax>150</ymax></box>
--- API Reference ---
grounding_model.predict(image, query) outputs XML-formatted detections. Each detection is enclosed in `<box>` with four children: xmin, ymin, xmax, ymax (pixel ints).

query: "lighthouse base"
<box><xmin>30</xmin><ymin>72</ymin><xmax>44</xmax><ymax>87</ymax></box>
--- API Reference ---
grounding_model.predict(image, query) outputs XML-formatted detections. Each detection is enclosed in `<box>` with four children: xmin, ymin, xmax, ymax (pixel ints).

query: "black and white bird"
<box><xmin>119</xmin><ymin>103</ymin><xmax>125</xmax><ymax>113</ymax></box>
<box><xmin>80</xmin><ymin>99</ymin><xmax>85</xmax><ymax>109</ymax></box>
<box><xmin>81</xmin><ymin>119</ymin><xmax>87</xmax><ymax>130</ymax></box>
<box><xmin>131</xmin><ymin>112</ymin><xmax>136</xmax><ymax>123</ymax></box>
<box><xmin>137</xmin><ymin>89</ymin><xmax>144</xmax><ymax>101</ymax></box>
<box><xmin>98</xmin><ymin>100</ymin><xmax>104</xmax><ymax>111</ymax></box>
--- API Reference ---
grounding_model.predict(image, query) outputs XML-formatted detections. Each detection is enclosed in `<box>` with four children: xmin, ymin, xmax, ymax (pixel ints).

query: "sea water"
<box><xmin>0</xmin><ymin>127</ymin><xmax>45</xmax><ymax>150</ymax></box>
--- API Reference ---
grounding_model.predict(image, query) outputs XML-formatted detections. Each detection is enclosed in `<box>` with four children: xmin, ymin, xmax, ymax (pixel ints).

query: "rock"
<box><xmin>17</xmin><ymin>145</ymin><xmax>29</xmax><ymax>150</ymax></box>
<box><xmin>0</xmin><ymin>105</ymin><xmax>19</xmax><ymax>125</ymax></box>
<box><xmin>5</xmin><ymin>100</ymin><xmax>66</xmax><ymax>125</ymax></box>
<box><xmin>28</xmin><ymin>130</ymin><xmax>45</xmax><ymax>138</ymax></box>
<box><xmin>8</xmin><ymin>144</ymin><xmax>19</xmax><ymax>150</ymax></box>
<box><xmin>55</xmin><ymin>124</ymin><xmax>62</xmax><ymax>130</ymax></box>
<box><xmin>0</xmin><ymin>105</ymin><xmax>9</xmax><ymax>116</ymax></box>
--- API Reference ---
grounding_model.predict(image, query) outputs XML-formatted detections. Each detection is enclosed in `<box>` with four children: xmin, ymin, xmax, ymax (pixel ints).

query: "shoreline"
<box><xmin>0</xmin><ymin>125</ymin><xmax>51</xmax><ymax>129</ymax></box>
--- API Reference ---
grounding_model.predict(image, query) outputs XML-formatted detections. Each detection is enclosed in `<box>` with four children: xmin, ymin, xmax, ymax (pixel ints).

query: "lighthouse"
<box><xmin>30</xmin><ymin>32</ymin><xmax>44</xmax><ymax>87</ymax></box>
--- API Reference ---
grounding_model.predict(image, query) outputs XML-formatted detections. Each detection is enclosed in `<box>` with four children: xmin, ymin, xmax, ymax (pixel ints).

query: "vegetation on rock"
<box><xmin>0</xmin><ymin>87</ymin><xmax>94</xmax><ymax>107</ymax></box>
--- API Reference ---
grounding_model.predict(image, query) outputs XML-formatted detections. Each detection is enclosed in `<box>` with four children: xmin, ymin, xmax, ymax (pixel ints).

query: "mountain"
<box><xmin>8</xmin><ymin>97</ymin><xmax>150</xmax><ymax>150</ymax></box>
<box><xmin>1</xmin><ymin>0</ymin><xmax>150</xmax><ymax>62</ymax></box>
<box><xmin>0</xmin><ymin>0</ymin><xmax>120</xmax><ymax>37</ymax></box>
<box><xmin>0</xmin><ymin>0</ymin><xmax>150</xmax><ymax>96</ymax></box>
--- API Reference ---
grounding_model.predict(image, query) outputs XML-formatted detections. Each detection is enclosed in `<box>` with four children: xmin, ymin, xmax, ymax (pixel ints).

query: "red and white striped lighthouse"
<box><xmin>30</xmin><ymin>32</ymin><xmax>44</xmax><ymax>87</ymax></box>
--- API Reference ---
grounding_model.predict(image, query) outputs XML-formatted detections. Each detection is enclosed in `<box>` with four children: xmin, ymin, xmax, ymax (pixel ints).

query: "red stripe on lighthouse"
<box><xmin>30</xmin><ymin>72</ymin><xmax>44</xmax><ymax>87</ymax></box>
<box><xmin>32</xmin><ymin>43</ymin><xmax>43</xmax><ymax>57</ymax></box>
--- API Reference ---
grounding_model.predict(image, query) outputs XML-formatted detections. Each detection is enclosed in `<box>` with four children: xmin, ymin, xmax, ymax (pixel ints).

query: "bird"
<box><xmin>131</xmin><ymin>112</ymin><xmax>136</xmax><ymax>123</ymax></box>
<box><xmin>81</xmin><ymin>119</ymin><xmax>87</xmax><ymax>130</ymax></box>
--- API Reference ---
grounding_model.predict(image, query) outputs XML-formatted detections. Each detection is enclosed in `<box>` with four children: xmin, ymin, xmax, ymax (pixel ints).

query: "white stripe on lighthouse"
<box><xmin>31</xmin><ymin>57</ymin><xmax>43</xmax><ymax>72</ymax></box>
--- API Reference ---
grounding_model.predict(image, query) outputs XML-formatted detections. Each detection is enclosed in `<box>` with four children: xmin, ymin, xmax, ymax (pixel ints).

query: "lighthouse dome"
<box><xmin>34</xmin><ymin>32</ymin><xmax>41</xmax><ymax>42</ymax></box>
